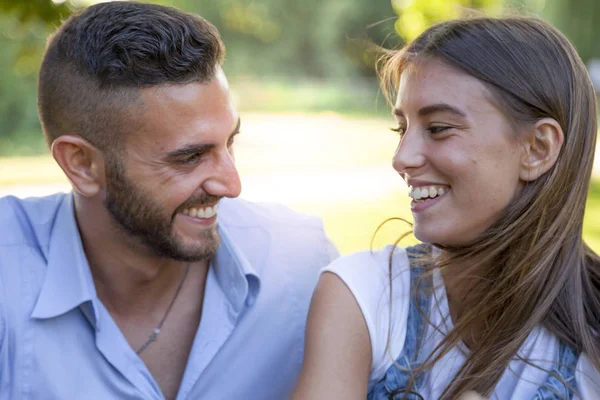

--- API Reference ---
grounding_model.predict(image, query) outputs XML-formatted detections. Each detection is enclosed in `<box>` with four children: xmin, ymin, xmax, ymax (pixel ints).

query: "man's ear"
<box><xmin>519</xmin><ymin>118</ymin><xmax>564</xmax><ymax>182</ymax></box>
<box><xmin>51</xmin><ymin>135</ymin><xmax>106</xmax><ymax>197</ymax></box>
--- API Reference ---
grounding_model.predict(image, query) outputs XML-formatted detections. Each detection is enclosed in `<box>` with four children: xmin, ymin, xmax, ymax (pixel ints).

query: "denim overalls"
<box><xmin>368</xmin><ymin>246</ymin><xmax>579</xmax><ymax>400</ymax></box>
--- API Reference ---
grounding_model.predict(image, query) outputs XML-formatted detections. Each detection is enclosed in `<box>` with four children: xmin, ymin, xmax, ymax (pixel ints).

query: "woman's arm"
<box><xmin>292</xmin><ymin>272</ymin><xmax>372</xmax><ymax>399</ymax></box>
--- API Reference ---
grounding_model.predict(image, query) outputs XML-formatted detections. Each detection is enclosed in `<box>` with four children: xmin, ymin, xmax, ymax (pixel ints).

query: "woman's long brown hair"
<box><xmin>377</xmin><ymin>17</ymin><xmax>600</xmax><ymax>399</ymax></box>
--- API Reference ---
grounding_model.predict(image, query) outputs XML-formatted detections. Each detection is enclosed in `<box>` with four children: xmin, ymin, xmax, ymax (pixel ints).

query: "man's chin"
<box><xmin>151</xmin><ymin>244</ymin><xmax>217</xmax><ymax>262</ymax></box>
<box><xmin>165</xmin><ymin>234</ymin><xmax>220</xmax><ymax>262</ymax></box>
<box><xmin>168</xmin><ymin>251</ymin><xmax>216</xmax><ymax>263</ymax></box>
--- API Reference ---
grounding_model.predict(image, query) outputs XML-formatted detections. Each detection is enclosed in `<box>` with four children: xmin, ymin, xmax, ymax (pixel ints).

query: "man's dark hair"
<box><xmin>37</xmin><ymin>1</ymin><xmax>225</xmax><ymax>152</ymax></box>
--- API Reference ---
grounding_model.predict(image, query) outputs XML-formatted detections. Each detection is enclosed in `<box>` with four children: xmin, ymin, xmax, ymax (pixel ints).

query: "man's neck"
<box><xmin>72</xmin><ymin>194</ymin><xmax>209</xmax><ymax>317</ymax></box>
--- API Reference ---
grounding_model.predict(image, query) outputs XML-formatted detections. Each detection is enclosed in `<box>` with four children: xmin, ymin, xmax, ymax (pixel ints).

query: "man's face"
<box><xmin>104</xmin><ymin>68</ymin><xmax>241</xmax><ymax>261</ymax></box>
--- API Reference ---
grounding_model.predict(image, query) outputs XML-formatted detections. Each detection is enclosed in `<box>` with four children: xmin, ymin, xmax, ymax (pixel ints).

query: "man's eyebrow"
<box><xmin>392</xmin><ymin>103</ymin><xmax>467</xmax><ymax>119</ymax></box>
<box><xmin>164</xmin><ymin>143</ymin><xmax>214</xmax><ymax>160</ymax></box>
<box><xmin>164</xmin><ymin>118</ymin><xmax>241</xmax><ymax>161</ymax></box>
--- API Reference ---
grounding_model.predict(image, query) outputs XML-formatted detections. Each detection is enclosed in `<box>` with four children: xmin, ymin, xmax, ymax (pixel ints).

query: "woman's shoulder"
<box><xmin>322</xmin><ymin>244</ymin><xmax>416</xmax><ymax>278</ymax></box>
<box><xmin>321</xmin><ymin>243</ymin><xmax>432</xmax><ymax>295</ymax></box>
<box><xmin>320</xmin><ymin>244</ymin><xmax>427</xmax><ymax>386</ymax></box>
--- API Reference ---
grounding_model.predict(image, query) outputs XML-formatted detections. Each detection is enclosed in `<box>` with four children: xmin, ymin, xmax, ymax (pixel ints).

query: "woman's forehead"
<box><xmin>395</xmin><ymin>59</ymin><xmax>500</xmax><ymax>119</ymax></box>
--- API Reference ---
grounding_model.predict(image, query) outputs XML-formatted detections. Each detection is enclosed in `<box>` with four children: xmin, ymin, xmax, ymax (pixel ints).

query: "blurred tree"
<box><xmin>173</xmin><ymin>0</ymin><xmax>398</xmax><ymax>79</ymax></box>
<box><xmin>542</xmin><ymin>0</ymin><xmax>600</xmax><ymax>63</ymax></box>
<box><xmin>391</xmin><ymin>0</ymin><xmax>504</xmax><ymax>41</ymax></box>
<box><xmin>0</xmin><ymin>0</ymin><xmax>71</xmax><ymax>25</ymax></box>
<box><xmin>1</xmin><ymin>0</ymin><xmax>598</xmax><ymax>156</ymax></box>
<box><xmin>0</xmin><ymin>14</ymin><xmax>53</xmax><ymax>154</ymax></box>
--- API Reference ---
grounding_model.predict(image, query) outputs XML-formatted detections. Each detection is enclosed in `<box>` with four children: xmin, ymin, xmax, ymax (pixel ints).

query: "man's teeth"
<box><xmin>409</xmin><ymin>185</ymin><xmax>447</xmax><ymax>201</ymax></box>
<box><xmin>181</xmin><ymin>205</ymin><xmax>218</xmax><ymax>219</ymax></box>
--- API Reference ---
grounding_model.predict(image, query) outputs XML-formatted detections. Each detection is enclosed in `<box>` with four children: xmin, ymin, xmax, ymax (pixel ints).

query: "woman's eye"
<box><xmin>428</xmin><ymin>126</ymin><xmax>451</xmax><ymax>134</ymax></box>
<box><xmin>390</xmin><ymin>126</ymin><xmax>406</xmax><ymax>137</ymax></box>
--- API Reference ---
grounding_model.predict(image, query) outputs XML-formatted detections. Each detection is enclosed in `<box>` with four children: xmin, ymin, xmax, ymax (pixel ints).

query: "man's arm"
<box><xmin>0</xmin><ymin>268</ymin><xmax>5</xmax><ymax>378</ymax></box>
<box><xmin>292</xmin><ymin>272</ymin><xmax>371</xmax><ymax>399</ymax></box>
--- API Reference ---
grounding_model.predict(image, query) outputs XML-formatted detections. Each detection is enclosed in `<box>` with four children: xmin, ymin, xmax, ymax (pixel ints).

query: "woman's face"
<box><xmin>392</xmin><ymin>58</ymin><xmax>525</xmax><ymax>246</ymax></box>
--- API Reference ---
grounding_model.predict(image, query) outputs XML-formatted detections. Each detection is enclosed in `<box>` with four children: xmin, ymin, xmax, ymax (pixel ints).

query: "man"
<box><xmin>0</xmin><ymin>2</ymin><xmax>337</xmax><ymax>399</ymax></box>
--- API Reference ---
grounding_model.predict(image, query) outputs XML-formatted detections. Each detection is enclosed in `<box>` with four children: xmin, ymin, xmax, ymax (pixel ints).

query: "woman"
<box><xmin>292</xmin><ymin>17</ymin><xmax>600</xmax><ymax>399</ymax></box>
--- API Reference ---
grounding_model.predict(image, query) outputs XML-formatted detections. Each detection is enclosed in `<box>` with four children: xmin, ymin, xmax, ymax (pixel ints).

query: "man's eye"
<box><xmin>182</xmin><ymin>154</ymin><xmax>200</xmax><ymax>164</ymax></box>
<box><xmin>227</xmin><ymin>135</ymin><xmax>236</xmax><ymax>148</ymax></box>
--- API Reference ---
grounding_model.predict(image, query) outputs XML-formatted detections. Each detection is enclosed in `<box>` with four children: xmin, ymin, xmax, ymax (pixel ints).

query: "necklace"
<box><xmin>136</xmin><ymin>263</ymin><xmax>191</xmax><ymax>355</ymax></box>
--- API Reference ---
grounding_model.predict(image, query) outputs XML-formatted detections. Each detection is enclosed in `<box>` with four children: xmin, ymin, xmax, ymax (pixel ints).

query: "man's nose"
<box><xmin>202</xmin><ymin>149</ymin><xmax>242</xmax><ymax>199</ymax></box>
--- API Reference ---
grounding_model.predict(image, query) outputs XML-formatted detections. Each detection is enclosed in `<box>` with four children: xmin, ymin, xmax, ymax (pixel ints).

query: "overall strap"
<box><xmin>368</xmin><ymin>244</ymin><xmax>433</xmax><ymax>400</ymax></box>
<box><xmin>532</xmin><ymin>340</ymin><xmax>579</xmax><ymax>400</ymax></box>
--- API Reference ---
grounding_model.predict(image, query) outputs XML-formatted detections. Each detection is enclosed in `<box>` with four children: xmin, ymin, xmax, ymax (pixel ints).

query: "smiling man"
<box><xmin>0</xmin><ymin>2</ymin><xmax>337</xmax><ymax>399</ymax></box>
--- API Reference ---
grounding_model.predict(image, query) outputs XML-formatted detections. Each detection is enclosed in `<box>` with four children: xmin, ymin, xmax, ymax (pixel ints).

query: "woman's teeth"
<box><xmin>181</xmin><ymin>204</ymin><xmax>218</xmax><ymax>219</ymax></box>
<box><xmin>409</xmin><ymin>186</ymin><xmax>447</xmax><ymax>201</ymax></box>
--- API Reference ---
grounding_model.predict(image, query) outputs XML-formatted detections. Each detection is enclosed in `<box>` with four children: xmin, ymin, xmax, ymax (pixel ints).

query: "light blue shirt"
<box><xmin>0</xmin><ymin>193</ymin><xmax>337</xmax><ymax>399</ymax></box>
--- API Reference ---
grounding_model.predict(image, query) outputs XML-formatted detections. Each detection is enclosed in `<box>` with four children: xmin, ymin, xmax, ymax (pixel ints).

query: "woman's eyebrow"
<box><xmin>393</xmin><ymin>103</ymin><xmax>467</xmax><ymax>119</ymax></box>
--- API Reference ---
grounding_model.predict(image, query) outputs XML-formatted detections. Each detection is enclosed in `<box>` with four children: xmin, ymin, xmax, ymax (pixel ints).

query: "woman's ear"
<box><xmin>51</xmin><ymin>135</ymin><xmax>106</xmax><ymax>197</ymax></box>
<box><xmin>519</xmin><ymin>118</ymin><xmax>564</xmax><ymax>182</ymax></box>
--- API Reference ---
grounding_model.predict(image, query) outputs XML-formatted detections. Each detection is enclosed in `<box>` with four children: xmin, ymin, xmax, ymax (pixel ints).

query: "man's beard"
<box><xmin>103</xmin><ymin>161</ymin><xmax>220</xmax><ymax>261</ymax></box>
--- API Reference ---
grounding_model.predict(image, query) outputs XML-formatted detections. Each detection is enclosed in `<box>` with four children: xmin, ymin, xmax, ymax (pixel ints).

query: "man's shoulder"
<box><xmin>218</xmin><ymin>198</ymin><xmax>336</xmax><ymax>273</ymax></box>
<box><xmin>218</xmin><ymin>197</ymin><xmax>324</xmax><ymax>232</ymax></box>
<box><xmin>0</xmin><ymin>193</ymin><xmax>66</xmax><ymax>248</ymax></box>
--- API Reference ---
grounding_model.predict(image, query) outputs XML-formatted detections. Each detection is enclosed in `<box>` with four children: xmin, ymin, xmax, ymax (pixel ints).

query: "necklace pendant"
<box><xmin>149</xmin><ymin>328</ymin><xmax>160</xmax><ymax>342</ymax></box>
<box><xmin>135</xmin><ymin>264</ymin><xmax>190</xmax><ymax>356</ymax></box>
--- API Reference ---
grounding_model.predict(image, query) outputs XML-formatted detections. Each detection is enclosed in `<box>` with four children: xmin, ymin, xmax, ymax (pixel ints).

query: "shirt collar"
<box><xmin>31</xmin><ymin>194</ymin><xmax>262</xmax><ymax>324</ymax></box>
<box><xmin>31</xmin><ymin>194</ymin><xmax>101</xmax><ymax>326</ymax></box>
<box><xmin>212</xmin><ymin>223</ymin><xmax>261</xmax><ymax>313</ymax></box>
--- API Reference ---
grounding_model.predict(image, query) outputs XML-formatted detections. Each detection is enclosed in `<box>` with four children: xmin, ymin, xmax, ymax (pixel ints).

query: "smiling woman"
<box><xmin>391</xmin><ymin>58</ymin><xmax>530</xmax><ymax>247</ymax></box>
<box><xmin>293</xmin><ymin>16</ymin><xmax>600</xmax><ymax>400</ymax></box>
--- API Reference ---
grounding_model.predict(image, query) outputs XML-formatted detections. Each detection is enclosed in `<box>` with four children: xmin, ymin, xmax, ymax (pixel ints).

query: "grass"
<box><xmin>0</xmin><ymin>130</ymin><xmax>49</xmax><ymax>158</ymax></box>
<box><xmin>0</xmin><ymin>112</ymin><xmax>598</xmax><ymax>255</ymax></box>
<box><xmin>0</xmin><ymin>113</ymin><xmax>397</xmax><ymax>185</ymax></box>
<box><xmin>292</xmin><ymin>194</ymin><xmax>417</xmax><ymax>255</ymax></box>
<box><xmin>289</xmin><ymin>180</ymin><xmax>600</xmax><ymax>255</ymax></box>
<box><xmin>584</xmin><ymin>180</ymin><xmax>600</xmax><ymax>251</ymax></box>
<box><xmin>0</xmin><ymin>154</ymin><xmax>64</xmax><ymax>186</ymax></box>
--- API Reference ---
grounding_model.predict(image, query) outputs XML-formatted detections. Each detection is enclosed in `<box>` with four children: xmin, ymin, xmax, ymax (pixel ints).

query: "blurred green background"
<box><xmin>0</xmin><ymin>0</ymin><xmax>598</xmax><ymax>254</ymax></box>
